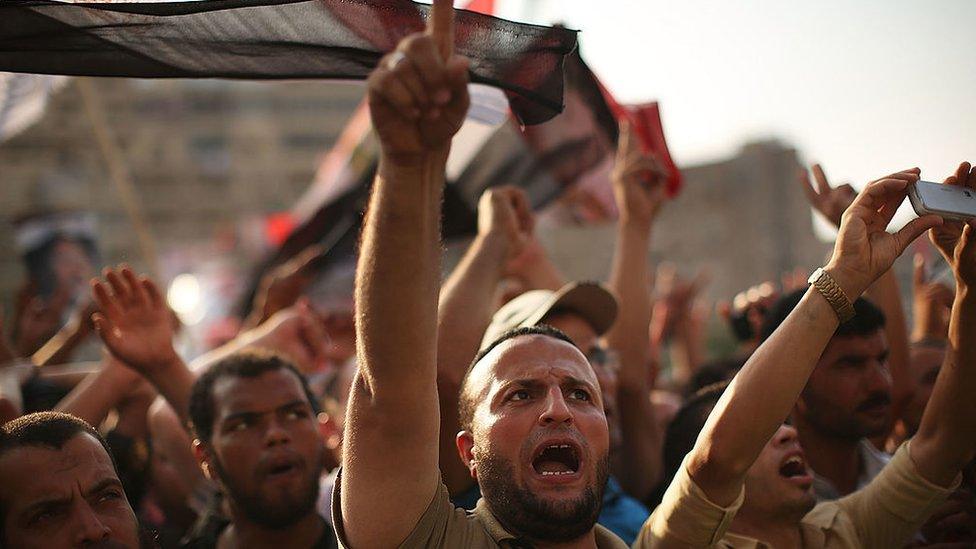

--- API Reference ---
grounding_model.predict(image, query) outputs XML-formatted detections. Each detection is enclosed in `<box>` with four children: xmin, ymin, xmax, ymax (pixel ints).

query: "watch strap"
<box><xmin>808</xmin><ymin>267</ymin><xmax>856</xmax><ymax>323</ymax></box>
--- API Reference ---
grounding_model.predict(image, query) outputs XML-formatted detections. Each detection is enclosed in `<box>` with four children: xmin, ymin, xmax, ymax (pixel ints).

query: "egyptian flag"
<box><xmin>266</xmin><ymin>47</ymin><xmax>684</xmax><ymax>281</ymax></box>
<box><xmin>0</xmin><ymin>0</ymin><xmax>577</xmax><ymax>126</ymax></box>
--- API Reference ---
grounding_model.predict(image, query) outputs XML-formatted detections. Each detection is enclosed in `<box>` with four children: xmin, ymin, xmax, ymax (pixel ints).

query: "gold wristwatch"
<box><xmin>808</xmin><ymin>267</ymin><xmax>855</xmax><ymax>323</ymax></box>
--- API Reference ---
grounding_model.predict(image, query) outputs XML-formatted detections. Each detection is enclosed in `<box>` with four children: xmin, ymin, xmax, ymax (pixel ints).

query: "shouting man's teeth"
<box><xmin>533</xmin><ymin>443</ymin><xmax>581</xmax><ymax>476</ymax></box>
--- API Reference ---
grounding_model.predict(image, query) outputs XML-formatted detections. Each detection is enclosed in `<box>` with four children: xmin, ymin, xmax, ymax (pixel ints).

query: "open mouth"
<box><xmin>532</xmin><ymin>443</ymin><xmax>581</xmax><ymax>476</ymax></box>
<box><xmin>262</xmin><ymin>456</ymin><xmax>303</xmax><ymax>479</ymax></box>
<box><xmin>778</xmin><ymin>454</ymin><xmax>808</xmax><ymax>479</ymax></box>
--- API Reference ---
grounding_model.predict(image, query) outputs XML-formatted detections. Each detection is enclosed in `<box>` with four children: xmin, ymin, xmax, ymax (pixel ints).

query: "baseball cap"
<box><xmin>480</xmin><ymin>281</ymin><xmax>618</xmax><ymax>349</ymax></box>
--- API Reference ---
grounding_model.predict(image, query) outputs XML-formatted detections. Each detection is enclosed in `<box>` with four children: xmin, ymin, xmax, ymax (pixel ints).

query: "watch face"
<box><xmin>808</xmin><ymin>268</ymin><xmax>823</xmax><ymax>285</ymax></box>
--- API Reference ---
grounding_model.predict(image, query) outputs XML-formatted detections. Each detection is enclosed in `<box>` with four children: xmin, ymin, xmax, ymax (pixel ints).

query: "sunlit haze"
<box><xmin>491</xmin><ymin>0</ymin><xmax>975</xmax><ymax>230</ymax></box>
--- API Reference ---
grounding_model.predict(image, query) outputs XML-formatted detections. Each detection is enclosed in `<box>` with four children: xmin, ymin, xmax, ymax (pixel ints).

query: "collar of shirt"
<box><xmin>811</xmin><ymin>439</ymin><xmax>890</xmax><ymax>501</ymax></box>
<box><xmin>471</xmin><ymin>499</ymin><xmax>628</xmax><ymax>549</ymax></box>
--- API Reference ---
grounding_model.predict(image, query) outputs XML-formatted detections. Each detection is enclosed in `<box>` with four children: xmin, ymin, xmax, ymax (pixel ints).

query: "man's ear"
<box><xmin>456</xmin><ymin>430</ymin><xmax>478</xmax><ymax>480</ymax></box>
<box><xmin>192</xmin><ymin>439</ymin><xmax>215</xmax><ymax>482</ymax></box>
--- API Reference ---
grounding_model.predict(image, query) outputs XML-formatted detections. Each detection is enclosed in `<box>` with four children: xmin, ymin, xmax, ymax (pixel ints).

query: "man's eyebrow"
<box><xmin>22</xmin><ymin>493</ymin><xmax>70</xmax><ymax>518</ymax></box>
<box><xmin>222</xmin><ymin>399</ymin><xmax>310</xmax><ymax>423</ymax></box>
<box><xmin>498</xmin><ymin>379</ymin><xmax>543</xmax><ymax>392</ymax></box>
<box><xmin>84</xmin><ymin>477</ymin><xmax>124</xmax><ymax>499</ymax></box>
<box><xmin>560</xmin><ymin>375</ymin><xmax>597</xmax><ymax>390</ymax></box>
<box><xmin>835</xmin><ymin>353</ymin><xmax>871</xmax><ymax>364</ymax></box>
<box><xmin>276</xmin><ymin>400</ymin><xmax>312</xmax><ymax>413</ymax></box>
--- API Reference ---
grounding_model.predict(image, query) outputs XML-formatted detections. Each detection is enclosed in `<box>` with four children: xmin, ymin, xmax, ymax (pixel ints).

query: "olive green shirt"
<box><xmin>333</xmin><ymin>478</ymin><xmax>628</xmax><ymax>548</ymax></box>
<box><xmin>634</xmin><ymin>442</ymin><xmax>958</xmax><ymax>548</ymax></box>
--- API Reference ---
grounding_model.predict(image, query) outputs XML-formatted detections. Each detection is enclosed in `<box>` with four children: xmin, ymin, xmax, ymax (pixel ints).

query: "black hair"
<box><xmin>685</xmin><ymin>357</ymin><xmax>745</xmax><ymax>397</ymax></box>
<box><xmin>458</xmin><ymin>325</ymin><xmax>578</xmax><ymax>432</ymax></box>
<box><xmin>0</xmin><ymin>411</ymin><xmax>115</xmax><ymax>464</ymax></box>
<box><xmin>188</xmin><ymin>350</ymin><xmax>321</xmax><ymax>445</ymax></box>
<box><xmin>0</xmin><ymin>412</ymin><xmax>121</xmax><ymax>535</ymax></box>
<box><xmin>759</xmin><ymin>288</ymin><xmax>886</xmax><ymax>342</ymax></box>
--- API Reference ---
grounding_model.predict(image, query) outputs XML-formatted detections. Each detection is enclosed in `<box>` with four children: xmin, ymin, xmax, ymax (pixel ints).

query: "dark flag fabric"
<box><xmin>272</xmin><ymin>48</ymin><xmax>683</xmax><ymax>285</ymax></box>
<box><xmin>0</xmin><ymin>0</ymin><xmax>577</xmax><ymax>125</ymax></box>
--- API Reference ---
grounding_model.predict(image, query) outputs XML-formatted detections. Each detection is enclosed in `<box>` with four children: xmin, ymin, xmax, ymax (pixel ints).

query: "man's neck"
<box><xmin>218</xmin><ymin>511</ymin><xmax>324</xmax><ymax>549</ymax></box>
<box><xmin>795</xmin><ymin>416</ymin><xmax>862</xmax><ymax>497</ymax></box>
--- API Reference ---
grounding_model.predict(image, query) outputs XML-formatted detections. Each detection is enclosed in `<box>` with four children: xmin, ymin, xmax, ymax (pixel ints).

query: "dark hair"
<box><xmin>189</xmin><ymin>350</ymin><xmax>320</xmax><ymax>445</ymax></box>
<box><xmin>0</xmin><ymin>412</ymin><xmax>121</xmax><ymax>534</ymax></box>
<box><xmin>0</xmin><ymin>411</ymin><xmax>115</xmax><ymax>462</ymax></box>
<box><xmin>685</xmin><ymin>358</ymin><xmax>745</xmax><ymax>397</ymax></box>
<box><xmin>759</xmin><ymin>288</ymin><xmax>886</xmax><ymax>342</ymax></box>
<box><xmin>458</xmin><ymin>325</ymin><xmax>578</xmax><ymax>432</ymax></box>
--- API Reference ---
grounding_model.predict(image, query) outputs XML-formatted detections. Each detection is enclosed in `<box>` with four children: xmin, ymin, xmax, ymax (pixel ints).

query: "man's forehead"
<box><xmin>472</xmin><ymin>335</ymin><xmax>597</xmax><ymax>389</ymax></box>
<box><xmin>822</xmin><ymin>330</ymin><xmax>887</xmax><ymax>360</ymax></box>
<box><xmin>212</xmin><ymin>369</ymin><xmax>309</xmax><ymax>416</ymax></box>
<box><xmin>0</xmin><ymin>434</ymin><xmax>117</xmax><ymax>503</ymax></box>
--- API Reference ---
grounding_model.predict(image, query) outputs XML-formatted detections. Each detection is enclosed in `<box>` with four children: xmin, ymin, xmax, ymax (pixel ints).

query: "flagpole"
<box><xmin>77</xmin><ymin>78</ymin><xmax>161</xmax><ymax>278</ymax></box>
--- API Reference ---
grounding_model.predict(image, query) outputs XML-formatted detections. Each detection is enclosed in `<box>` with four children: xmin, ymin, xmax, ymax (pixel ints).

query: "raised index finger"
<box><xmin>427</xmin><ymin>0</ymin><xmax>454</xmax><ymax>61</ymax></box>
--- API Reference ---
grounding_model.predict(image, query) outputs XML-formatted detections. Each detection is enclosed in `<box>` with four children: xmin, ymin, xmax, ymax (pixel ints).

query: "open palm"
<box><xmin>91</xmin><ymin>267</ymin><xmax>179</xmax><ymax>374</ymax></box>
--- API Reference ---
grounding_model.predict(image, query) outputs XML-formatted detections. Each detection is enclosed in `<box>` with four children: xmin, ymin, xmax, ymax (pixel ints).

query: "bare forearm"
<box><xmin>912</xmin><ymin>288</ymin><xmax>976</xmax><ymax>486</ymax></box>
<box><xmin>356</xmin><ymin>154</ymin><xmax>445</xmax><ymax>396</ymax></box>
<box><xmin>437</xmin><ymin>234</ymin><xmax>507</xmax><ymax>492</ymax></box>
<box><xmin>691</xmin><ymin>287</ymin><xmax>839</xmax><ymax>505</ymax></box>
<box><xmin>512</xmin><ymin>246</ymin><xmax>565</xmax><ymax>292</ymax></box>
<box><xmin>438</xmin><ymin>234</ymin><xmax>507</xmax><ymax>386</ymax></box>
<box><xmin>141</xmin><ymin>359</ymin><xmax>196</xmax><ymax>425</ymax></box>
<box><xmin>55</xmin><ymin>366</ymin><xmax>132</xmax><ymax>426</ymax></box>
<box><xmin>606</xmin><ymin>221</ymin><xmax>661</xmax><ymax>495</ymax></box>
<box><xmin>607</xmin><ymin>222</ymin><xmax>653</xmax><ymax>389</ymax></box>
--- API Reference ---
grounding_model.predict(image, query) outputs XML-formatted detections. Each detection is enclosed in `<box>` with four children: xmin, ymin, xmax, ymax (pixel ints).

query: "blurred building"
<box><xmin>0</xmin><ymin>77</ymin><xmax>363</xmax><ymax>303</ymax></box>
<box><xmin>0</xmin><ymin>78</ymin><xmax>828</xmax><ymax>318</ymax></box>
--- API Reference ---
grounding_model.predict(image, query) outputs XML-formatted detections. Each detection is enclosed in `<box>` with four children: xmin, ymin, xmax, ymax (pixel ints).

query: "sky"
<box><xmin>493</xmin><ymin>0</ymin><xmax>976</xmax><ymax>230</ymax></box>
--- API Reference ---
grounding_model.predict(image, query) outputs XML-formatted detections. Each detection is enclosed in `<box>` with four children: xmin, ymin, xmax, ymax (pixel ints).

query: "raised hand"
<box><xmin>249</xmin><ymin>244</ymin><xmax>326</xmax><ymax>327</ymax></box>
<box><xmin>612</xmin><ymin>122</ymin><xmax>668</xmax><ymax>228</ymax></box>
<box><xmin>912</xmin><ymin>253</ymin><xmax>954</xmax><ymax>341</ymax></box>
<box><xmin>246</xmin><ymin>298</ymin><xmax>330</xmax><ymax>374</ymax></box>
<box><xmin>826</xmin><ymin>169</ymin><xmax>943</xmax><ymax>298</ymax></box>
<box><xmin>367</xmin><ymin>0</ymin><xmax>470</xmax><ymax>162</ymax></box>
<box><xmin>799</xmin><ymin>163</ymin><xmax>857</xmax><ymax>229</ymax></box>
<box><xmin>930</xmin><ymin>162</ymin><xmax>976</xmax><ymax>288</ymax></box>
<box><xmin>650</xmin><ymin>264</ymin><xmax>708</xmax><ymax>346</ymax></box>
<box><xmin>477</xmin><ymin>185</ymin><xmax>534</xmax><ymax>262</ymax></box>
<box><xmin>91</xmin><ymin>266</ymin><xmax>180</xmax><ymax>375</ymax></box>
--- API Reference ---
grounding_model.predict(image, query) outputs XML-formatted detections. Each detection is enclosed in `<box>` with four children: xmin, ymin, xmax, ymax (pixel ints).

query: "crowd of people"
<box><xmin>1</xmin><ymin>5</ymin><xmax>975</xmax><ymax>549</ymax></box>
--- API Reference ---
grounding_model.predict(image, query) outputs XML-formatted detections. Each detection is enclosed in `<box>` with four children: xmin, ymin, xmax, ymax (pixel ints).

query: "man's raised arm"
<box><xmin>339</xmin><ymin>2</ymin><xmax>471</xmax><ymax>546</ymax></box>
<box><xmin>684</xmin><ymin>169</ymin><xmax>941</xmax><ymax>507</ymax></box>
<box><xmin>910</xmin><ymin>161</ymin><xmax>976</xmax><ymax>486</ymax></box>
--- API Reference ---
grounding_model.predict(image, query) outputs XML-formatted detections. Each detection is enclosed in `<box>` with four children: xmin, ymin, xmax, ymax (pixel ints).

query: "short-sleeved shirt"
<box><xmin>333</xmin><ymin>477</ymin><xmax>629</xmax><ymax>548</ymax></box>
<box><xmin>634</xmin><ymin>442</ymin><xmax>958</xmax><ymax>548</ymax></box>
<box><xmin>811</xmin><ymin>439</ymin><xmax>890</xmax><ymax>502</ymax></box>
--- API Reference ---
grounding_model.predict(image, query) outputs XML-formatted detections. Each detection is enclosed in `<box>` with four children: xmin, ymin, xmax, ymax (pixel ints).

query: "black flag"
<box><xmin>0</xmin><ymin>0</ymin><xmax>578</xmax><ymax>125</ymax></box>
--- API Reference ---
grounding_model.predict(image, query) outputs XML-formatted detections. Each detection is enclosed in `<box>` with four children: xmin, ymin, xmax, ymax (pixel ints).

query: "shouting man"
<box><xmin>335</xmin><ymin>2</ymin><xmax>627</xmax><ymax>547</ymax></box>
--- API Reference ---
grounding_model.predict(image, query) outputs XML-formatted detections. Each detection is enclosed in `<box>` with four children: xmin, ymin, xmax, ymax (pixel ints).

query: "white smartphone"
<box><xmin>909</xmin><ymin>181</ymin><xmax>976</xmax><ymax>221</ymax></box>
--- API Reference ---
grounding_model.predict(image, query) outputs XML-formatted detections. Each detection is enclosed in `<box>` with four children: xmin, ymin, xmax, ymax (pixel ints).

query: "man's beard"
<box><xmin>475</xmin><ymin>449</ymin><xmax>608</xmax><ymax>543</ymax></box>
<box><xmin>211</xmin><ymin>453</ymin><xmax>323</xmax><ymax>530</ymax></box>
